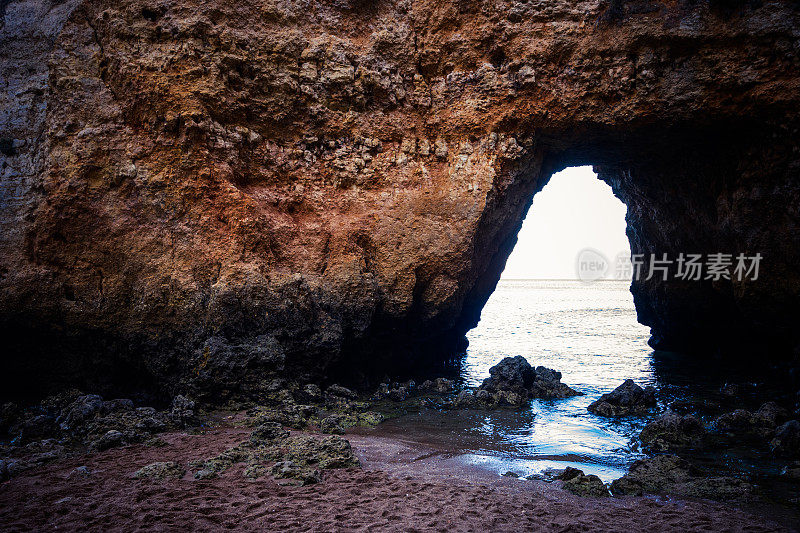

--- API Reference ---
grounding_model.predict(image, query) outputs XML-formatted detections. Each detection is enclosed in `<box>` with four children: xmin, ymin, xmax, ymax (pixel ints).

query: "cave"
<box><xmin>1</xmin><ymin>0</ymin><xmax>799</xmax><ymax>401</ymax></box>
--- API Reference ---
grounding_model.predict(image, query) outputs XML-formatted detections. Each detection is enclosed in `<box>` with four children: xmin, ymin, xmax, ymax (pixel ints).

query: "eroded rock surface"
<box><xmin>2</xmin><ymin>0</ymin><xmax>800</xmax><ymax>398</ymax></box>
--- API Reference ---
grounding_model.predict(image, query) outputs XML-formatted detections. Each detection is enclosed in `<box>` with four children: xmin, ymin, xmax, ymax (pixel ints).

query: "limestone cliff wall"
<box><xmin>1</xmin><ymin>0</ymin><xmax>799</xmax><ymax>398</ymax></box>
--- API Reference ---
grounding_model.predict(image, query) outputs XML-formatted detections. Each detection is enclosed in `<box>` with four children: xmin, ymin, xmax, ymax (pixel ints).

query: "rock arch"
<box><xmin>1</xmin><ymin>0</ymin><xmax>798</xmax><ymax>398</ymax></box>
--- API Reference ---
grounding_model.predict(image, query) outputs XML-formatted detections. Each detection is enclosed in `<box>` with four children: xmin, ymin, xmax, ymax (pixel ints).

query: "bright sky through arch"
<box><xmin>500</xmin><ymin>166</ymin><xmax>631</xmax><ymax>280</ymax></box>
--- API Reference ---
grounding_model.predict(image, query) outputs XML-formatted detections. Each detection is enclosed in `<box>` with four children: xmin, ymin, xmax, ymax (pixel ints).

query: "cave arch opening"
<box><xmin>461</xmin><ymin>166</ymin><xmax>653</xmax><ymax>388</ymax></box>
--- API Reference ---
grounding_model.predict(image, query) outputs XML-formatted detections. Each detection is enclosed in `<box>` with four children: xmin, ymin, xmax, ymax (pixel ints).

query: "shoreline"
<box><xmin>0</xmin><ymin>424</ymin><xmax>795</xmax><ymax>532</ymax></box>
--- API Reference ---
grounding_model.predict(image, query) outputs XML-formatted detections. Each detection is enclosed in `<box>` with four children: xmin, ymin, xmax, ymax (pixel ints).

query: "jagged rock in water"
<box><xmin>480</xmin><ymin>356</ymin><xmax>536</xmax><ymax>396</ymax></box>
<box><xmin>479</xmin><ymin>357</ymin><xmax>580</xmax><ymax>400</ymax></box>
<box><xmin>639</xmin><ymin>410</ymin><xmax>707</xmax><ymax>453</ymax></box>
<box><xmin>2</xmin><ymin>0</ymin><xmax>800</xmax><ymax>399</ymax></box>
<box><xmin>610</xmin><ymin>455</ymin><xmax>752</xmax><ymax>500</ymax></box>
<box><xmin>587</xmin><ymin>380</ymin><xmax>656</xmax><ymax>417</ymax></box>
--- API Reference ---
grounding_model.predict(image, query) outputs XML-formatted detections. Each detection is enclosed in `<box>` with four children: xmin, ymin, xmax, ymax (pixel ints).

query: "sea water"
<box><xmin>371</xmin><ymin>279</ymin><xmax>656</xmax><ymax>481</ymax></box>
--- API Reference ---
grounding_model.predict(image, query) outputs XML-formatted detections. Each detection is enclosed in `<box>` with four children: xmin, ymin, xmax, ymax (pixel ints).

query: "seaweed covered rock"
<box><xmin>247</xmin><ymin>402</ymin><xmax>319</xmax><ymax>430</ymax></box>
<box><xmin>479</xmin><ymin>357</ymin><xmax>580</xmax><ymax>401</ymax></box>
<box><xmin>639</xmin><ymin>411</ymin><xmax>708</xmax><ymax>453</ymax></box>
<box><xmin>326</xmin><ymin>385</ymin><xmax>357</xmax><ymax>401</ymax></box>
<box><xmin>371</xmin><ymin>380</ymin><xmax>416</xmax><ymax>402</ymax></box>
<box><xmin>587</xmin><ymin>380</ymin><xmax>657</xmax><ymax>417</ymax></box>
<box><xmin>134</xmin><ymin>461</ymin><xmax>186</xmax><ymax>480</ymax></box>
<box><xmin>557</xmin><ymin>467</ymin><xmax>609</xmax><ymax>498</ymax></box>
<box><xmin>271</xmin><ymin>460</ymin><xmax>321</xmax><ymax>486</ymax></box>
<box><xmin>93</xmin><ymin>430</ymin><xmax>125</xmax><ymax>451</ymax></box>
<box><xmin>250</xmin><ymin>422</ymin><xmax>290</xmax><ymax>444</ymax></box>
<box><xmin>191</xmin><ymin>427</ymin><xmax>358</xmax><ymax>486</ymax></box>
<box><xmin>610</xmin><ymin>455</ymin><xmax>752</xmax><ymax>500</ymax></box>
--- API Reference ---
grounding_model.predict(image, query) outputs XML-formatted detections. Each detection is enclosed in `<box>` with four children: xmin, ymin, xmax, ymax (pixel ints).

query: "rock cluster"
<box><xmin>0</xmin><ymin>390</ymin><xmax>198</xmax><ymax>480</ymax></box>
<box><xmin>449</xmin><ymin>357</ymin><xmax>580</xmax><ymax>408</ymax></box>
<box><xmin>242</xmin><ymin>383</ymin><xmax>384</xmax><ymax>436</ymax></box>
<box><xmin>480</xmin><ymin>356</ymin><xmax>580</xmax><ymax>402</ymax></box>
<box><xmin>712</xmin><ymin>402</ymin><xmax>789</xmax><ymax>441</ymax></box>
<box><xmin>587</xmin><ymin>380</ymin><xmax>656</xmax><ymax>417</ymax></box>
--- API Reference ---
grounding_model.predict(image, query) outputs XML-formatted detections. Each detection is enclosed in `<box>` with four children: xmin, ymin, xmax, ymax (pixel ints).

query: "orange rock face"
<box><xmin>1</xmin><ymin>0</ymin><xmax>799</xmax><ymax>398</ymax></box>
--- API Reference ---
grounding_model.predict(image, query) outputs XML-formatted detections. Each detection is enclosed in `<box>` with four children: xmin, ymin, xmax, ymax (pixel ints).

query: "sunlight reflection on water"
<box><xmin>459</xmin><ymin>279</ymin><xmax>653</xmax><ymax>478</ymax></box>
<box><xmin>372</xmin><ymin>279</ymin><xmax>655</xmax><ymax>481</ymax></box>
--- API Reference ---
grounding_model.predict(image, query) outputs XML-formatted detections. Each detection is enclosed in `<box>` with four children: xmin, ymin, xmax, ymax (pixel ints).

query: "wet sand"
<box><xmin>0</xmin><ymin>426</ymin><xmax>794</xmax><ymax>532</ymax></box>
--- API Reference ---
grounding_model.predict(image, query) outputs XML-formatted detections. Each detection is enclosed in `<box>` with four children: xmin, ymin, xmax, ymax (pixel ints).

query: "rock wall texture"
<box><xmin>1</xmin><ymin>0</ymin><xmax>799</xmax><ymax>399</ymax></box>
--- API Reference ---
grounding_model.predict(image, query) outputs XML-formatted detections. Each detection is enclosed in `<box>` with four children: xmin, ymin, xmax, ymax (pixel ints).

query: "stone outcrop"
<box><xmin>2</xmin><ymin>0</ymin><xmax>800</xmax><ymax>398</ymax></box>
<box><xmin>479</xmin><ymin>356</ymin><xmax>580</xmax><ymax>400</ymax></box>
<box><xmin>587</xmin><ymin>379</ymin><xmax>656</xmax><ymax>417</ymax></box>
<box><xmin>639</xmin><ymin>410</ymin><xmax>707</xmax><ymax>453</ymax></box>
<box><xmin>610</xmin><ymin>455</ymin><xmax>752</xmax><ymax>500</ymax></box>
<box><xmin>557</xmin><ymin>467</ymin><xmax>609</xmax><ymax>498</ymax></box>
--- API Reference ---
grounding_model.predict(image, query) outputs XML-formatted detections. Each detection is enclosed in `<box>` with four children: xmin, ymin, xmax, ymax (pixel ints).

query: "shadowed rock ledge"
<box><xmin>1</xmin><ymin>0</ymin><xmax>799</xmax><ymax>399</ymax></box>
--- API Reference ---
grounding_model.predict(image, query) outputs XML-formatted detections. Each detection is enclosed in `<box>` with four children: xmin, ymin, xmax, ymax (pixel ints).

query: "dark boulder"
<box><xmin>587</xmin><ymin>379</ymin><xmax>656</xmax><ymax>417</ymax></box>
<box><xmin>529</xmin><ymin>366</ymin><xmax>581</xmax><ymax>399</ymax></box>
<box><xmin>170</xmin><ymin>395</ymin><xmax>196</xmax><ymax>425</ymax></box>
<box><xmin>712</xmin><ymin>402</ymin><xmax>789</xmax><ymax>441</ymax></box>
<box><xmin>57</xmin><ymin>394</ymin><xmax>104</xmax><ymax>432</ymax></box>
<box><xmin>479</xmin><ymin>357</ymin><xmax>580</xmax><ymax>400</ymax></box>
<box><xmin>296</xmin><ymin>384</ymin><xmax>323</xmax><ymax>404</ymax></box>
<box><xmin>639</xmin><ymin>410</ymin><xmax>707</xmax><ymax>453</ymax></box>
<box><xmin>480</xmin><ymin>356</ymin><xmax>535</xmax><ymax>395</ymax></box>
<box><xmin>92</xmin><ymin>429</ymin><xmax>125</xmax><ymax>451</ymax></box>
<box><xmin>13</xmin><ymin>414</ymin><xmax>58</xmax><ymax>443</ymax></box>
<box><xmin>557</xmin><ymin>467</ymin><xmax>609</xmax><ymax>497</ymax></box>
<box><xmin>326</xmin><ymin>384</ymin><xmax>357</xmax><ymax>400</ymax></box>
<box><xmin>0</xmin><ymin>403</ymin><xmax>21</xmax><ymax>436</ymax></box>
<box><xmin>419</xmin><ymin>378</ymin><xmax>455</xmax><ymax>393</ymax></box>
<box><xmin>771</xmin><ymin>420</ymin><xmax>800</xmax><ymax>458</ymax></box>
